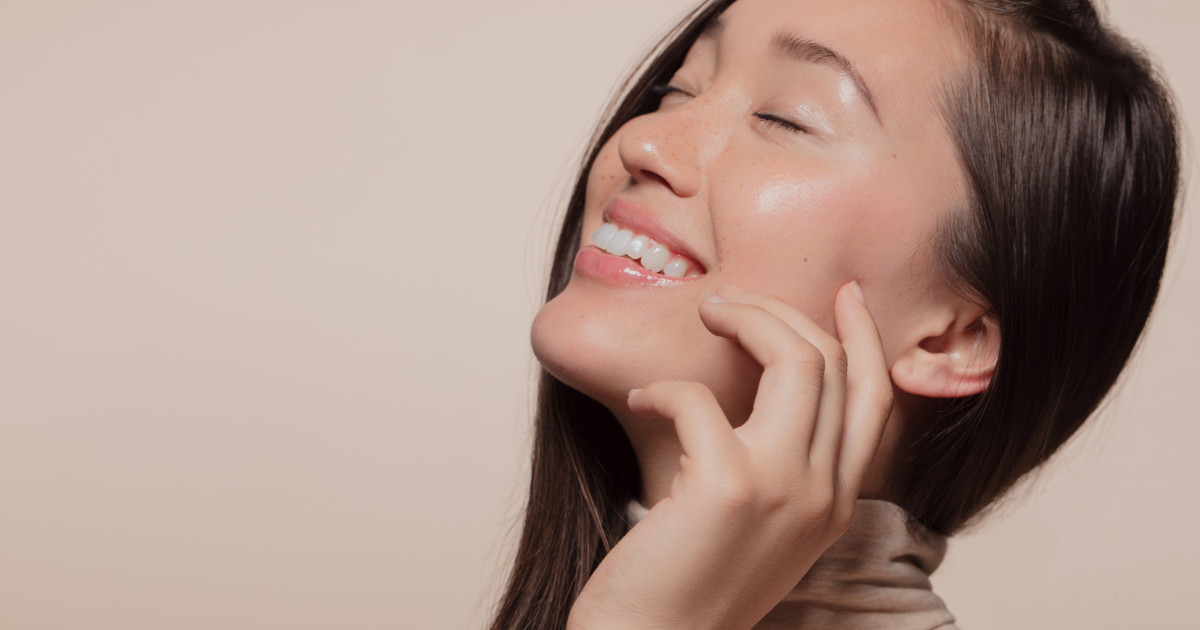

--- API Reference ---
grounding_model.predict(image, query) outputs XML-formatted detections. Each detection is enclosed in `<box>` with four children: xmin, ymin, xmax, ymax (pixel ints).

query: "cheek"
<box><xmin>749</xmin><ymin>173</ymin><xmax>836</xmax><ymax>219</ymax></box>
<box><xmin>708</xmin><ymin>160</ymin><xmax>951</xmax><ymax>341</ymax></box>
<box><xmin>711</xmin><ymin>169</ymin><xmax>862</xmax><ymax>330</ymax></box>
<box><xmin>585</xmin><ymin>143</ymin><xmax>626</xmax><ymax>207</ymax></box>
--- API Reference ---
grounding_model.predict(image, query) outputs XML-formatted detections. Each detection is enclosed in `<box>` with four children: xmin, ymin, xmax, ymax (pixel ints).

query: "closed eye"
<box><xmin>650</xmin><ymin>83</ymin><xmax>815</xmax><ymax>137</ymax></box>
<box><xmin>649</xmin><ymin>83</ymin><xmax>693</xmax><ymax>102</ymax></box>
<box><xmin>755</xmin><ymin>112</ymin><xmax>811</xmax><ymax>134</ymax></box>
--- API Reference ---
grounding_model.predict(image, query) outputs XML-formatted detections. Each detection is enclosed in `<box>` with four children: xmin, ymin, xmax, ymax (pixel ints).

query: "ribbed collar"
<box><xmin>625</xmin><ymin>499</ymin><xmax>959</xmax><ymax>630</ymax></box>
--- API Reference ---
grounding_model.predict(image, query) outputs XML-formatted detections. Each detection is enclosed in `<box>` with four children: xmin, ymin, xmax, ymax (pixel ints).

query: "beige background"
<box><xmin>0</xmin><ymin>1</ymin><xmax>1195</xmax><ymax>628</ymax></box>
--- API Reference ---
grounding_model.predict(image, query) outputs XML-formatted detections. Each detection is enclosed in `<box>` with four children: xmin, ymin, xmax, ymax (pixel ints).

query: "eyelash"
<box><xmin>648</xmin><ymin>82</ymin><xmax>690</xmax><ymax>102</ymax></box>
<box><xmin>754</xmin><ymin>113</ymin><xmax>809</xmax><ymax>134</ymax></box>
<box><xmin>648</xmin><ymin>83</ymin><xmax>810</xmax><ymax>135</ymax></box>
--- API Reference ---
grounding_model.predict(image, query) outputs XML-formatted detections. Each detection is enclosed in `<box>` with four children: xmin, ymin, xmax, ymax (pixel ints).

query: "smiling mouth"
<box><xmin>590</xmin><ymin>222</ymin><xmax>705</xmax><ymax>278</ymax></box>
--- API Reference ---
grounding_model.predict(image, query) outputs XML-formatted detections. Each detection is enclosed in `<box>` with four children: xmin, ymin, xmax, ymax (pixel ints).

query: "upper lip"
<box><xmin>601</xmin><ymin>198</ymin><xmax>707</xmax><ymax>272</ymax></box>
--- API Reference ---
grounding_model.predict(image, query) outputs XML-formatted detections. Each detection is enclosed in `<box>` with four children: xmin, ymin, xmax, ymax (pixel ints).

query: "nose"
<box><xmin>615</xmin><ymin>97</ymin><xmax>722</xmax><ymax>199</ymax></box>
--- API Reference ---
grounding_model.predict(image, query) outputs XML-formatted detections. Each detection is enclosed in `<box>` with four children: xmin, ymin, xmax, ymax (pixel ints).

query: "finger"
<box><xmin>834</xmin><ymin>282</ymin><xmax>894</xmax><ymax>498</ymax></box>
<box><xmin>697</xmin><ymin>295</ymin><xmax>825</xmax><ymax>452</ymax></box>
<box><xmin>627</xmin><ymin>382</ymin><xmax>741</xmax><ymax>464</ymax></box>
<box><xmin>713</xmin><ymin>287</ymin><xmax>848</xmax><ymax>466</ymax></box>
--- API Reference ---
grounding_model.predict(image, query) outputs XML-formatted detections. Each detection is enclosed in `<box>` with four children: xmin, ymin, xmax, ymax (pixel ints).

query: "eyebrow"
<box><xmin>769</xmin><ymin>31</ymin><xmax>882</xmax><ymax>125</ymax></box>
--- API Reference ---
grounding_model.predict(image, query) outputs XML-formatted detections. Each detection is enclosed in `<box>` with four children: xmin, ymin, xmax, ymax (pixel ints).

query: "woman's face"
<box><xmin>532</xmin><ymin>0</ymin><xmax>972</xmax><ymax>421</ymax></box>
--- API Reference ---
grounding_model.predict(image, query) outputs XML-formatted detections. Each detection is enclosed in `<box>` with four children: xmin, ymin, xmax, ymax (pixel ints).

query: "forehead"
<box><xmin>711</xmin><ymin>0</ymin><xmax>970</xmax><ymax>126</ymax></box>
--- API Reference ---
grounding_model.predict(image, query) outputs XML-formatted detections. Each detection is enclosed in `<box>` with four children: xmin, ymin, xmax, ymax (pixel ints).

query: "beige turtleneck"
<box><xmin>625</xmin><ymin>499</ymin><xmax>959</xmax><ymax>630</ymax></box>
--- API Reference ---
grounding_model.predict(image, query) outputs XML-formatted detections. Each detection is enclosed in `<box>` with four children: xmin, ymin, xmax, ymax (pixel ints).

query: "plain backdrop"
<box><xmin>0</xmin><ymin>1</ymin><xmax>1196</xmax><ymax>628</ymax></box>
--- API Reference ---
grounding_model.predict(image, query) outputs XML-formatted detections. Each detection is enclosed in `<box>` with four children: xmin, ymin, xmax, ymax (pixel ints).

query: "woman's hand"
<box><xmin>566</xmin><ymin>282</ymin><xmax>894</xmax><ymax>630</ymax></box>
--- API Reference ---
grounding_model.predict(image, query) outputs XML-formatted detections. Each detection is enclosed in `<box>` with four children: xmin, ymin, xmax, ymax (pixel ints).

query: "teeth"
<box><xmin>662</xmin><ymin>258</ymin><xmax>688</xmax><ymax>278</ymax></box>
<box><xmin>626</xmin><ymin>235</ymin><xmax>650</xmax><ymax>260</ymax></box>
<box><xmin>591</xmin><ymin>223</ymin><xmax>618</xmax><ymax>249</ymax></box>
<box><xmin>604</xmin><ymin>229</ymin><xmax>634</xmax><ymax>257</ymax></box>
<box><xmin>591</xmin><ymin>221</ymin><xmax>703</xmax><ymax>278</ymax></box>
<box><xmin>640</xmin><ymin>244</ymin><xmax>671</xmax><ymax>273</ymax></box>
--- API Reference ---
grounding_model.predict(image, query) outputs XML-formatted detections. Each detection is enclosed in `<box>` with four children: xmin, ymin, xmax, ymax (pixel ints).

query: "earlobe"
<box><xmin>890</xmin><ymin>310</ymin><xmax>999</xmax><ymax>399</ymax></box>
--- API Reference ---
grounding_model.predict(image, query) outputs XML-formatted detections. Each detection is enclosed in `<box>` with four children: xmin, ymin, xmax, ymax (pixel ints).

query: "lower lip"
<box><xmin>573</xmin><ymin>246</ymin><xmax>701</xmax><ymax>287</ymax></box>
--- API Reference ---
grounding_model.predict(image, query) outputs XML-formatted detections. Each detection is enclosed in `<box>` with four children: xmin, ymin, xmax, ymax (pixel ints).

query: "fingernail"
<box><xmin>849</xmin><ymin>281</ymin><xmax>866</xmax><ymax>304</ymax></box>
<box><xmin>628</xmin><ymin>388</ymin><xmax>643</xmax><ymax>400</ymax></box>
<box><xmin>703</xmin><ymin>292</ymin><xmax>729</xmax><ymax>304</ymax></box>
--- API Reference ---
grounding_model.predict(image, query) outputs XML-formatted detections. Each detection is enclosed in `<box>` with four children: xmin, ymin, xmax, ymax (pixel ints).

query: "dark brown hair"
<box><xmin>897</xmin><ymin>0</ymin><xmax>1180</xmax><ymax>537</ymax></box>
<box><xmin>490</xmin><ymin>1</ymin><xmax>1179</xmax><ymax>627</ymax></box>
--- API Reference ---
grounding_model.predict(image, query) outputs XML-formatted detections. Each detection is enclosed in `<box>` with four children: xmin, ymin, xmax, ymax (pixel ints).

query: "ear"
<box><xmin>890</xmin><ymin>302</ymin><xmax>999</xmax><ymax>399</ymax></box>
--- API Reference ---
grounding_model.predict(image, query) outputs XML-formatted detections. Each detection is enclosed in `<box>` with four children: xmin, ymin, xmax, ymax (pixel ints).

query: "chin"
<box><xmin>530</xmin><ymin>281</ymin><xmax>762</xmax><ymax>424</ymax></box>
<box><xmin>530</xmin><ymin>286</ymin><xmax>641</xmax><ymax>411</ymax></box>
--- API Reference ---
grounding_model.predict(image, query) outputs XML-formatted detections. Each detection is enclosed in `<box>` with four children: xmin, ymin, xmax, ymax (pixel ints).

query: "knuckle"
<box><xmin>826</xmin><ymin>345</ymin><xmax>848</xmax><ymax>379</ymax></box>
<box><xmin>806</xmin><ymin>486</ymin><xmax>837</xmax><ymax>516</ymax></box>
<box><xmin>759</xmin><ymin>485</ymin><xmax>793</xmax><ymax>514</ymax></box>
<box><xmin>710</xmin><ymin>471</ymin><xmax>755</xmax><ymax>509</ymax></box>
<box><xmin>780</xmin><ymin>490</ymin><xmax>838</xmax><ymax>542</ymax></box>
<box><xmin>779</xmin><ymin>340</ymin><xmax>825</xmax><ymax>375</ymax></box>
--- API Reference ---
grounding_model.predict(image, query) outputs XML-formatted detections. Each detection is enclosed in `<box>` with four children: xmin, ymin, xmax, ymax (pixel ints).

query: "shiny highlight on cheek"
<box><xmin>752</xmin><ymin>177</ymin><xmax>828</xmax><ymax>217</ymax></box>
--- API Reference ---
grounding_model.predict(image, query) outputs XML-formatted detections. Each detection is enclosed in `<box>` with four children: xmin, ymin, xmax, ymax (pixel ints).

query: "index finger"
<box><xmin>710</xmin><ymin>288</ymin><xmax>851</xmax><ymax>464</ymax></box>
<box><xmin>697</xmin><ymin>293</ymin><xmax>831</xmax><ymax>454</ymax></box>
<box><xmin>835</xmin><ymin>282</ymin><xmax>894</xmax><ymax>496</ymax></box>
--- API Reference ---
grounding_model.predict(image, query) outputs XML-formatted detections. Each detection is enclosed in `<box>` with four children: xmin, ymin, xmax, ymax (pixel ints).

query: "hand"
<box><xmin>566</xmin><ymin>282</ymin><xmax>894</xmax><ymax>630</ymax></box>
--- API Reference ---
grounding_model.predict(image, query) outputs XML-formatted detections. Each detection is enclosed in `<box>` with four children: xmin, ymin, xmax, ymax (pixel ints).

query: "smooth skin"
<box><xmin>530</xmin><ymin>0</ymin><xmax>1000</xmax><ymax>627</ymax></box>
<box><xmin>567</xmin><ymin>283</ymin><xmax>892</xmax><ymax>629</ymax></box>
<box><xmin>532</xmin><ymin>0</ymin><xmax>994</xmax><ymax>506</ymax></box>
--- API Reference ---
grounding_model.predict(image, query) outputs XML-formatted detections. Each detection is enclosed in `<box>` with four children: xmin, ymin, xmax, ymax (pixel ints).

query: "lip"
<box><xmin>574</xmin><ymin>246</ymin><xmax>696</xmax><ymax>287</ymax></box>
<box><xmin>602</xmin><ymin>198</ymin><xmax>707</xmax><ymax>273</ymax></box>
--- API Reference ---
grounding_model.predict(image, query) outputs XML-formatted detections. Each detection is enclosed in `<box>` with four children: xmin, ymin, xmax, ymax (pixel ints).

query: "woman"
<box><xmin>493</xmin><ymin>0</ymin><xmax>1180</xmax><ymax>627</ymax></box>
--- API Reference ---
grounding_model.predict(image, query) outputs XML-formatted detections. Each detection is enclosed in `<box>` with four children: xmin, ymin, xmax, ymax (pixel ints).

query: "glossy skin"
<box><xmin>532</xmin><ymin>0</ymin><xmax>991</xmax><ymax>625</ymax></box>
<box><xmin>532</xmin><ymin>0</ymin><xmax>987</xmax><ymax>504</ymax></box>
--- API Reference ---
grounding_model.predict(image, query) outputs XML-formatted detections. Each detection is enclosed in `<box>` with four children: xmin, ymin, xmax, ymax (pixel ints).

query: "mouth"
<box><xmin>590</xmin><ymin>221</ymin><xmax>707</xmax><ymax>279</ymax></box>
